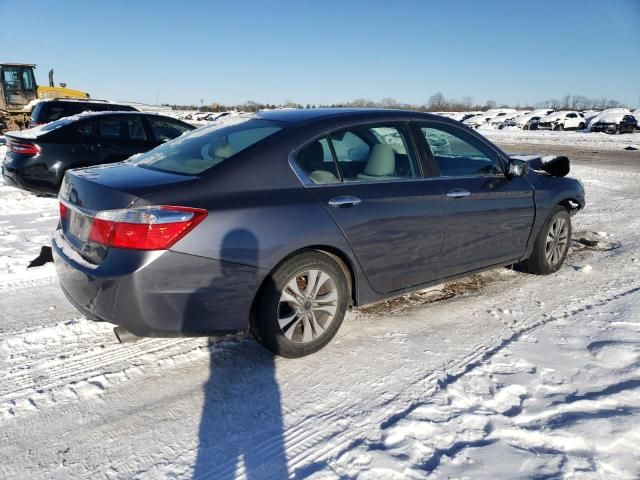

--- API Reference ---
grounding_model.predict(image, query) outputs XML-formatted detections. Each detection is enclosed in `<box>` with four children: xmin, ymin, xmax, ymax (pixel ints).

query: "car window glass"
<box><xmin>421</xmin><ymin>125</ymin><xmax>502</xmax><ymax>177</ymax></box>
<box><xmin>98</xmin><ymin>116</ymin><xmax>147</xmax><ymax>141</ymax></box>
<box><xmin>78</xmin><ymin>120</ymin><xmax>96</xmax><ymax>136</ymax></box>
<box><xmin>129</xmin><ymin>119</ymin><xmax>282</xmax><ymax>175</ymax></box>
<box><xmin>148</xmin><ymin>118</ymin><xmax>192</xmax><ymax>142</ymax></box>
<box><xmin>43</xmin><ymin>104</ymin><xmax>82</xmax><ymax>123</ymax></box>
<box><xmin>330</xmin><ymin>124</ymin><xmax>418</xmax><ymax>182</ymax></box>
<box><xmin>330</xmin><ymin>131</ymin><xmax>369</xmax><ymax>161</ymax></box>
<box><xmin>295</xmin><ymin>138</ymin><xmax>340</xmax><ymax>184</ymax></box>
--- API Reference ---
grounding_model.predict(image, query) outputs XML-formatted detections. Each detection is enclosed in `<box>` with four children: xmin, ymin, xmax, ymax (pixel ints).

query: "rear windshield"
<box><xmin>33</xmin><ymin>102</ymin><xmax>136</xmax><ymax>124</ymax></box>
<box><xmin>129</xmin><ymin>118</ymin><xmax>283</xmax><ymax>174</ymax></box>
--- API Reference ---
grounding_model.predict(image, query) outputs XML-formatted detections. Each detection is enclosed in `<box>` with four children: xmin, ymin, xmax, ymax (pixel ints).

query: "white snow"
<box><xmin>1</xmin><ymin>138</ymin><xmax>640</xmax><ymax>479</ymax></box>
<box><xmin>482</xmin><ymin>128</ymin><xmax>640</xmax><ymax>151</ymax></box>
<box><xmin>588</xmin><ymin>108</ymin><xmax>631</xmax><ymax>127</ymax></box>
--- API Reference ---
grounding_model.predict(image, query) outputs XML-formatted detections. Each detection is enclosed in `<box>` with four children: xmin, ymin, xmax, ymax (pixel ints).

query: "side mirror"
<box><xmin>508</xmin><ymin>158</ymin><xmax>530</xmax><ymax>177</ymax></box>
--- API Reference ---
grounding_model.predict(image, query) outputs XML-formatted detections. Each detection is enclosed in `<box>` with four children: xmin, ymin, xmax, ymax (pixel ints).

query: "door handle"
<box><xmin>328</xmin><ymin>195</ymin><xmax>362</xmax><ymax>208</ymax></box>
<box><xmin>446</xmin><ymin>189</ymin><xmax>471</xmax><ymax>198</ymax></box>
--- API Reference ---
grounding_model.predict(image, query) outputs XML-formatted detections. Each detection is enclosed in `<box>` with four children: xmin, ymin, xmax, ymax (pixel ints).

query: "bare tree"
<box><xmin>428</xmin><ymin>92</ymin><xmax>446</xmax><ymax>110</ymax></box>
<box><xmin>380</xmin><ymin>97</ymin><xmax>399</xmax><ymax>108</ymax></box>
<box><xmin>484</xmin><ymin>99</ymin><xmax>497</xmax><ymax>110</ymax></box>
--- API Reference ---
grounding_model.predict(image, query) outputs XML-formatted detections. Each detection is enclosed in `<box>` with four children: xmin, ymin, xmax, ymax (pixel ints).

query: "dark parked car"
<box><xmin>51</xmin><ymin>109</ymin><xmax>585</xmax><ymax>358</ymax></box>
<box><xmin>29</xmin><ymin>99</ymin><xmax>138</xmax><ymax>128</ymax></box>
<box><xmin>2</xmin><ymin>111</ymin><xmax>194</xmax><ymax>195</ymax></box>
<box><xmin>590</xmin><ymin>114</ymin><xmax>638</xmax><ymax>134</ymax></box>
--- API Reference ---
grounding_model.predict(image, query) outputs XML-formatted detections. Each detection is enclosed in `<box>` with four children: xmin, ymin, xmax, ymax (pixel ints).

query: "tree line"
<box><xmin>164</xmin><ymin>93</ymin><xmax>631</xmax><ymax>113</ymax></box>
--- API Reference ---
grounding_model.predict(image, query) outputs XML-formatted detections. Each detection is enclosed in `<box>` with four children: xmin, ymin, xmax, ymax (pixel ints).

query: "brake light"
<box><xmin>8</xmin><ymin>140</ymin><xmax>40</xmax><ymax>156</ymax></box>
<box><xmin>87</xmin><ymin>206</ymin><xmax>207</xmax><ymax>250</ymax></box>
<box><xmin>59</xmin><ymin>202</ymin><xmax>69</xmax><ymax>219</ymax></box>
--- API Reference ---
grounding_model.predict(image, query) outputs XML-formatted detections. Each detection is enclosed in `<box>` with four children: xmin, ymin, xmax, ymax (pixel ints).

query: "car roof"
<box><xmin>254</xmin><ymin>107</ymin><xmax>447</xmax><ymax>124</ymax></box>
<box><xmin>38</xmin><ymin>98</ymin><xmax>127</xmax><ymax>105</ymax></box>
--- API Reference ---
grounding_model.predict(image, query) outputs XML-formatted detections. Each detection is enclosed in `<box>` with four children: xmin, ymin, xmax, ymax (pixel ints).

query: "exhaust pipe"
<box><xmin>114</xmin><ymin>326</ymin><xmax>140</xmax><ymax>344</ymax></box>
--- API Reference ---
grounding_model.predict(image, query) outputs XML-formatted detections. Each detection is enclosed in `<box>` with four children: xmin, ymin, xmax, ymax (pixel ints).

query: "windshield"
<box><xmin>129</xmin><ymin>118</ymin><xmax>283</xmax><ymax>175</ymax></box>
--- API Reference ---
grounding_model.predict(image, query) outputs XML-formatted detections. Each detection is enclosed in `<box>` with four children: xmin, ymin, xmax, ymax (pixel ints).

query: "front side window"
<box><xmin>421</xmin><ymin>124</ymin><xmax>502</xmax><ymax>177</ymax></box>
<box><xmin>130</xmin><ymin>118</ymin><xmax>283</xmax><ymax>175</ymax></box>
<box><xmin>21</xmin><ymin>68</ymin><xmax>36</xmax><ymax>94</ymax></box>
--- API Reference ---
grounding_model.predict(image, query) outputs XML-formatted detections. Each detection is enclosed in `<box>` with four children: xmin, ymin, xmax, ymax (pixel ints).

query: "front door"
<box><xmin>417</xmin><ymin>121</ymin><xmax>535</xmax><ymax>279</ymax></box>
<box><xmin>294</xmin><ymin>123</ymin><xmax>445</xmax><ymax>294</ymax></box>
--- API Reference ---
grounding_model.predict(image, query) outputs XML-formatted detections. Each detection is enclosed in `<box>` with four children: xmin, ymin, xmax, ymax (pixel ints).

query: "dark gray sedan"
<box><xmin>52</xmin><ymin>109</ymin><xmax>585</xmax><ymax>357</ymax></box>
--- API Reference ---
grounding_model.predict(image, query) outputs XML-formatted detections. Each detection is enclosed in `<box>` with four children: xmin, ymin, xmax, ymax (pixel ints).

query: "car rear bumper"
<box><xmin>52</xmin><ymin>230</ymin><xmax>266</xmax><ymax>336</ymax></box>
<box><xmin>2</xmin><ymin>153</ymin><xmax>60</xmax><ymax>196</ymax></box>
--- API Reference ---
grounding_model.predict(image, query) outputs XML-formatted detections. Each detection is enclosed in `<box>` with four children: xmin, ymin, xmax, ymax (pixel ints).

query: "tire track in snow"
<box><xmin>189</xmin><ymin>276</ymin><xmax>640</xmax><ymax>479</ymax></box>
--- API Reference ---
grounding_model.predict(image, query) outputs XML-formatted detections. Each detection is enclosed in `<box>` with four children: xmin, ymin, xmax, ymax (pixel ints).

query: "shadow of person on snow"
<box><xmin>187</xmin><ymin>229</ymin><xmax>288</xmax><ymax>479</ymax></box>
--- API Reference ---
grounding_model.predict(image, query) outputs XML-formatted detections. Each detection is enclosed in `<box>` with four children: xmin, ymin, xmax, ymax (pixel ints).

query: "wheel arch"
<box><xmin>558</xmin><ymin>197</ymin><xmax>582</xmax><ymax>213</ymax></box>
<box><xmin>248</xmin><ymin>245</ymin><xmax>358</xmax><ymax>338</ymax></box>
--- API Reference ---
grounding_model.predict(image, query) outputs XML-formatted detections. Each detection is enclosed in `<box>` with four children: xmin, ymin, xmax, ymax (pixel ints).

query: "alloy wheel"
<box><xmin>277</xmin><ymin>269</ymin><xmax>339</xmax><ymax>344</ymax></box>
<box><xmin>545</xmin><ymin>217</ymin><xmax>569</xmax><ymax>267</ymax></box>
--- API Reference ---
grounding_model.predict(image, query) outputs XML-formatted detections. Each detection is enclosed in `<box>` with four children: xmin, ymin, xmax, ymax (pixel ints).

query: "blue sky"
<box><xmin>1</xmin><ymin>0</ymin><xmax>638</xmax><ymax>107</ymax></box>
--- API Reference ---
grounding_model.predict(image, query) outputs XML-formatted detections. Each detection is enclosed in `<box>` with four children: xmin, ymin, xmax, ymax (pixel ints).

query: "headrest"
<box><xmin>364</xmin><ymin>144</ymin><xmax>395</xmax><ymax>176</ymax></box>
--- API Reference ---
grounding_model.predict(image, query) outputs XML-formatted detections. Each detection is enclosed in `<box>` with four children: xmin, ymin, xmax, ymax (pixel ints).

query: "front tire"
<box><xmin>554</xmin><ymin>124</ymin><xmax>564</xmax><ymax>131</ymax></box>
<box><xmin>517</xmin><ymin>206</ymin><xmax>571</xmax><ymax>275</ymax></box>
<box><xmin>256</xmin><ymin>251</ymin><xmax>349</xmax><ymax>358</ymax></box>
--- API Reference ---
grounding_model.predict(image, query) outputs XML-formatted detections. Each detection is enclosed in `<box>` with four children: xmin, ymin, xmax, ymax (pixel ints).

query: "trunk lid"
<box><xmin>59</xmin><ymin>163</ymin><xmax>197</xmax><ymax>263</ymax></box>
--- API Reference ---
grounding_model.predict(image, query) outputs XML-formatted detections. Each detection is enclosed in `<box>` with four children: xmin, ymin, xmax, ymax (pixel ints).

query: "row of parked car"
<box><xmin>1</xmin><ymin>98</ymin><xmax>195</xmax><ymax>195</ymax></box>
<box><xmin>2</xmin><ymin>97</ymin><xmax>639</xmax><ymax>197</ymax></box>
<box><xmin>436</xmin><ymin>107</ymin><xmax>640</xmax><ymax>134</ymax></box>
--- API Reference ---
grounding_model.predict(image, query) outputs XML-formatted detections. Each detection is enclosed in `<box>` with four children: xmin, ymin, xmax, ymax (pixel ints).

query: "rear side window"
<box><xmin>36</xmin><ymin>103</ymin><xmax>82</xmax><ymax>124</ymax></box>
<box><xmin>331</xmin><ymin>125</ymin><xmax>418</xmax><ymax>182</ymax></box>
<box><xmin>97</xmin><ymin>116</ymin><xmax>147</xmax><ymax>140</ymax></box>
<box><xmin>148</xmin><ymin>118</ymin><xmax>192</xmax><ymax>142</ymax></box>
<box><xmin>421</xmin><ymin>124</ymin><xmax>502</xmax><ymax>177</ymax></box>
<box><xmin>295</xmin><ymin>124</ymin><xmax>419</xmax><ymax>184</ymax></box>
<box><xmin>130</xmin><ymin>118</ymin><xmax>282</xmax><ymax>175</ymax></box>
<box><xmin>296</xmin><ymin>139</ymin><xmax>340</xmax><ymax>184</ymax></box>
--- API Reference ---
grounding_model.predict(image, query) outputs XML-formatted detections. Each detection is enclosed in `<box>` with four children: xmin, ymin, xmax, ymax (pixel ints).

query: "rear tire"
<box><xmin>517</xmin><ymin>206</ymin><xmax>571</xmax><ymax>275</ymax></box>
<box><xmin>256</xmin><ymin>251</ymin><xmax>349</xmax><ymax>358</ymax></box>
<box><xmin>523</xmin><ymin>125</ymin><xmax>529</xmax><ymax>130</ymax></box>
<box><xmin>578</xmin><ymin>122</ymin><xmax>585</xmax><ymax>130</ymax></box>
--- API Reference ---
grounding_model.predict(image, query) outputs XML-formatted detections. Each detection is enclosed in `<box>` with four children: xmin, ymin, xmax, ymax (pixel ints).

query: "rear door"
<box><xmin>416</xmin><ymin>121</ymin><xmax>535</xmax><ymax>279</ymax></box>
<box><xmin>95</xmin><ymin>114</ymin><xmax>152</xmax><ymax>163</ymax></box>
<box><xmin>294</xmin><ymin>122</ymin><xmax>445</xmax><ymax>294</ymax></box>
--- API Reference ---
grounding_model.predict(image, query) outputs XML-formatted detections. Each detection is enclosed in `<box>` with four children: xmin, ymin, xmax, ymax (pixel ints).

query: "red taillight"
<box><xmin>59</xmin><ymin>202</ymin><xmax>69</xmax><ymax>219</ymax></box>
<box><xmin>87</xmin><ymin>206</ymin><xmax>207</xmax><ymax>250</ymax></box>
<box><xmin>8</xmin><ymin>140</ymin><xmax>40</xmax><ymax>156</ymax></box>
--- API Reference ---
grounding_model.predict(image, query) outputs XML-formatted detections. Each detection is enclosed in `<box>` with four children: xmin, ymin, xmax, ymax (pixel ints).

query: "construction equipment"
<box><xmin>0</xmin><ymin>63</ymin><xmax>90</xmax><ymax>131</ymax></box>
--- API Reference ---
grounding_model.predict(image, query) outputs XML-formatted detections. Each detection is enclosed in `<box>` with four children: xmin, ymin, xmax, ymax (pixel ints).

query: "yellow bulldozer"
<box><xmin>0</xmin><ymin>63</ymin><xmax>90</xmax><ymax>132</ymax></box>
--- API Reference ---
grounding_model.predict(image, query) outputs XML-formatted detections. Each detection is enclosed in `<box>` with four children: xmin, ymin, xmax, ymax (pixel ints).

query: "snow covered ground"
<box><xmin>481</xmin><ymin>128</ymin><xmax>640</xmax><ymax>152</ymax></box>
<box><xmin>0</xmin><ymin>143</ymin><xmax>639</xmax><ymax>479</ymax></box>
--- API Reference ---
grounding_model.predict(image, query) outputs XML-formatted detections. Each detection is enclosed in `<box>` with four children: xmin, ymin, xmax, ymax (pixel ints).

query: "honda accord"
<box><xmin>52</xmin><ymin>109</ymin><xmax>585</xmax><ymax>357</ymax></box>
